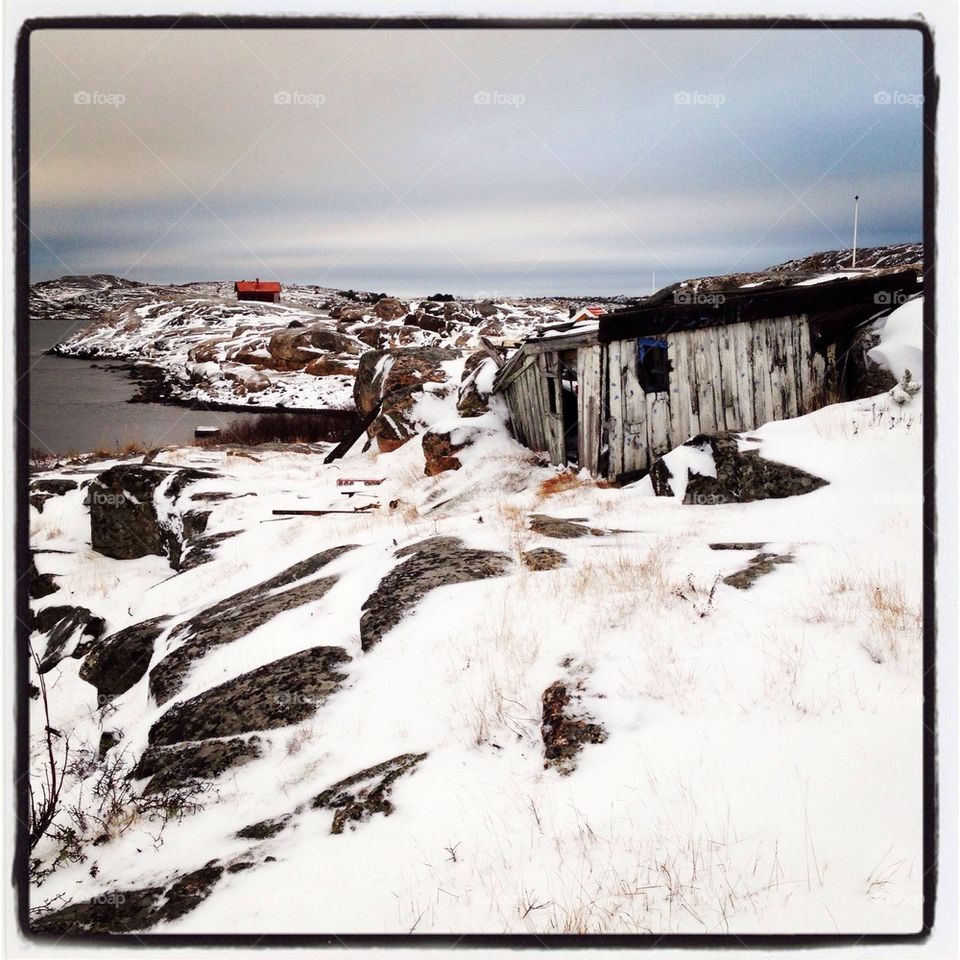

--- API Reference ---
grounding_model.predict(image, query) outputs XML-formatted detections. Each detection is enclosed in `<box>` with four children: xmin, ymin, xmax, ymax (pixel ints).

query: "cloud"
<box><xmin>28</xmin><ymin>26</ymin><xmax>924</xmax><ymax>293</ymax></box>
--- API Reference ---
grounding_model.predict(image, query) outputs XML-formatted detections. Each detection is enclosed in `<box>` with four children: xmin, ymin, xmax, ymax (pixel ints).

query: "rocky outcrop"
<box><xmin>34</xmin><ymin>605</ymin><xmax>106</xmax><ymax>674</ymax></box>
<box><xmin>360</xmin><ymin>536</ymin><xmax>512</xmax><ymax>651</ymax></box>
<box><xmin>87</xmin><ymin>464</ymin><xmax>215</xmax><ymax>565</ymax></box>
<box><xmin>29</xmin><ymin>555</ymin><xmax>59</xmax><ymax>599</ymax></box>
<box><xmin>235</xmin><ymin>814</ymin><xmax>291</xmax><ymax>841</ymax></box>
<box><xmin>149</xmin><ymin>544</ymin><xmax>355</xmax><ymax>705</ymax></box>
<box><xmin>267</xmin><ymin>327</ymin><xmax>361</xmax><ymax>365</ymax></box>
<box><xmin>31</xmin><ymin>864</ymin><xmax>224</xmax><ymax>934</ymax></box>
<box><xmin>372</xmin><ymin>297</ymin><xmax>407</xmax><ymax>322</ymax></box>
<box><xmin>311</xmin><ymin>752</ymin><xmax>427</xmax><ymax>834</ymax></box>
<box><xmin>133</xmin><ymin>736</ymin><xmax>263</xmax><ymax>794</ymax></box>
<box><xmin>421</xmin><ymin>428</ymin><xmax>467</xmax><ymax>476</ymax></box>
<box><xmin>541</xmin><ymin>680</ymin><xmax>607</xmax><ymax>773</ymax></box>
<box><xmin>354</xmin><ymin>347</ymin><xmax>459</xmax><ymax>415</ymax></box>
<box><xmin>79</xmin><ymin>616</ymin><xmax>170</xmax><ymax>699</ymax></box>
<box><xmin>651</xmin><ymin>433</ymin><xmax>828</xmax><ymax>504</ymax></box>
<box><xmin>304</xmin><ymin>356</ymin><xmax>357</xmax><ymax>377</ymax></box>
<box><xmin>147</xmin><ymin>646</ymin><xmax>351</xmax><ymax>746</ymax></box>
<box><xmin>528</xmin><ymin>514</ymin><xmax>607</xmax><ymax>539</ymax></box>
<box><xmin>29</xmin><ymin>477</ymin><xmax>79</xmax><ymax>513</ymax></box>
<box><xmin>722</xmin><ymin>551</ymin><xmax>794</xmax><ymax>590</ymax></box>
<box><xmin>456</xmin><ymin>351</ymin><xmax>495</xmax><ymax>418</ymax></box>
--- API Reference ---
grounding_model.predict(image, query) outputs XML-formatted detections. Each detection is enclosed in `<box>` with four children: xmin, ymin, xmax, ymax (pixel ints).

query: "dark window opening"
<box><xmin>637</xmin><ymin>338</ymin><xmax>670</xmax><ymax>394</ymax></box>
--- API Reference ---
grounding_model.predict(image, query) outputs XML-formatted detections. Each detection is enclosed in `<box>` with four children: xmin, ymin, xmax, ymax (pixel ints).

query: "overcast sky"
<box><xmin>28</xmin><ymin>26</ymin><xmax>924</xmax><ymax>296</ymax></box>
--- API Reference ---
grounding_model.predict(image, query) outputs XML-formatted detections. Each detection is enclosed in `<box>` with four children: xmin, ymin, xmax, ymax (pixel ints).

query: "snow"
<box><xmin>28</xmin><ymin>380</ymin><xmax>924</xmax><ymax>935</ymax></box>
<box><xmin>795</xmin><ymin>272</ymin><xmax>862</xmax><ymax>286</ymax></box>
<box><xmin>867</xmin><ymin>296</ymin><xmax>924</xmax><ymax>382</ymax></box>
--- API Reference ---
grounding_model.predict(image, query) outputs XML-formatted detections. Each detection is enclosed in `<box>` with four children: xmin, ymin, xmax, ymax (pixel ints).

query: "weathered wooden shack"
<box><xmin>493</xmin><ymin>270</ymin><xmax>921</xmax><ymax>480</ymax></box>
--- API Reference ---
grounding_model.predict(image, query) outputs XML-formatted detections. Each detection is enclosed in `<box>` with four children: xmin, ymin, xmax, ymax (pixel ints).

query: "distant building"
<box><xmin>570</xmin><ymin>305</ymin><xmax>605</xmax><ymax>324</ymax></box>
<box><xmin>235</xmin><ymin>279</ymin><xmax>281</xmax><ymax>303</ymax></box>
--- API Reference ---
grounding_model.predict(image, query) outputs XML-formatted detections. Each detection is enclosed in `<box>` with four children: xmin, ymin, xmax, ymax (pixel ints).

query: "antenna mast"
<box><xmin>852</xmin><ymin>195</ymin><xmax>860</xmax><ymax>268</ymax></box>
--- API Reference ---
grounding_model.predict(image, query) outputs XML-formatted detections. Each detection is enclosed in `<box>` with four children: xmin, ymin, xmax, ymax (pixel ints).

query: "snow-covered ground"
<box><xmin>27</xmin><ymin>287</ymin><xmax>925</xmax><ymax>933</ymax></box>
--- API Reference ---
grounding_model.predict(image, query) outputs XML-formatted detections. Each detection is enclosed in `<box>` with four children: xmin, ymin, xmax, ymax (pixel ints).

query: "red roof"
<box><xmin>235</xmin><ymin>280</ymin><xmax>281</xmax><ymax>293</ymax></box>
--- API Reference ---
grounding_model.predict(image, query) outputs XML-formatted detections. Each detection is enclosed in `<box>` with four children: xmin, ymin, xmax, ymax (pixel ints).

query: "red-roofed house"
<box><xmin>235</xmin><ymin>279</ymin><xmax>281</xmax><ymax>303</ymax></box>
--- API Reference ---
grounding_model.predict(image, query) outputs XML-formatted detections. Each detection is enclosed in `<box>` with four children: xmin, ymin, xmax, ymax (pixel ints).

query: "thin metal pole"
<box><xmin>852</xmin><ymin>195</ymin><xmax>859</xmax><ymax>268</ymax></box>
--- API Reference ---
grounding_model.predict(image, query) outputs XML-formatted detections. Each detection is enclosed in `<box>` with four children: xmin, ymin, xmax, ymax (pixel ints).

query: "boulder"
<box><xmin>267</xmin><ymin>326</ymin><xmax>361</xmax><ymax>364</ymax></box>
<box><xmin>421</xmin><ymin>428</ymin><xmax>467</xmax><ymax>476</ymax></box>
<box><xmin>353</xmin><ymin>346</ymin><xmax>459</xmax><ymax>418</ymax></box>
<box><xmin>148</xmin><ymin>646</ymin><xmax>351</xmax><ymax>746</ymax></box>
<box><xmin>87</xmin><ymin>464</ymin><xmax>215</xmax><ymax>564</ymax></box>
<box><xmin>650</xmin><ymin>432</ymin><xmax>828</xmax><ymax>504</ymax></box>
<box><xmin>372</xmin><ymin>297</ymin><xmax>407</xmax><ymax>321</ymax></box>
<box><xmin>405</xmin><ymin>311</ymin><xmax>448</xmax><ymax>334</ymax></box>
<box><xmin>456</xmin><ymin>351</ymin><xmax>494</xmax><ymax>418</ymax></box>
<box><xmin>521</xmin><ymin>548</ymin><xmax>567</xmax><ymax>571</ymax></box>
<box><xmin>304</xmin><ymin>356</ymin><xmax>357</xmax><ymax>378</ymax></box>
<box><xmin>360</xmin><ymin>536</ymin><xmax>511</xmax><ymax>651</ymax></box>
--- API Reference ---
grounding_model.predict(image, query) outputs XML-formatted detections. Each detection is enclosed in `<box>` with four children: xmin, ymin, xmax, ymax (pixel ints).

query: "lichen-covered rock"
<box><xmin>372</xmin><ymin>296</ymin><xmax>407</xmax><ymax>322</ymax></box>
<box><xmin>353</xmin><ymin>346</ymin><xmax>459</xmax><ymax>418</ymax></box>
<box><xmin>148</xmin><ymin>646</ymin><xmax>351</xmax><ymax>747</ymax></box>
<box><xmin>311</xmin><ymin>752</ymin><xmax>427</xmax><ymax>834</ymax></box>
<box><xmin>722</xmin><ymin>551</ymin><xmax>794</xmax><ymax>590</ymax></box>
<box><xmin>87</xmin><ymin>464</ymin><xmax>215</xmax><ymax>564</ymax></box>
<box><xmin>521</xmin><ymin>548</ymin><xmax>567</xmax><ymax>571</ymax></box>
<box><xmin>650</xmin><ymin>432</ymin><xmax>828</xmax><ymax>505</ymax></box>
<box><xmin>149</xmin><ymin>544</ymin><xmax>355</xmax><ymax>705</ymax></box>
<box><xmin>456</xmin><ymin>351</ymin><xmax>495</xmax><ymax>418</ymax></box>
<box><xmin>133</xmin><ymin>736</ymin><xmax>263</xmax><ymax>794</ymax></box>
<box><xmin>304</xmin><ymin>356</ymin><xmax>357</xmax><ymax>377</ymax></box>
<box><xmin>30</xmin><ymin>864</ymin><xmax>224</xmax><ymax>934</ymax></box>
<box><xmin>79</xmin><ymin>616</ymin><xmax>170</xmax><ymax>699</ymax></box>
<box><xmin>528</xmin><ymin>514</ymin><xmax>606</xmax><ymax>539</ymax></box>
<box><xmin>421</xmin><ymin>429</ymin><xmax>467</xmax><ymax>476</ymax></box>
<box><xmin>683</xmin><ymin>433</ymin><xmax>827</xmax><ymax>505</ymax></box>
<box><xmin>267</xmin><ymin>326</ymin><xmax>361</xmax><ymax>364</ymax></box>
<box><xmin>541</xmin><ymin>680</ymin><xmax>607</xmax><ymax>773</ymax></box>
<box><xmin>360</xmin><ymin>536</ymin><xmax>511</xmax><ymax>651</ymax></box>
<box><xmin>235</xmin><ymin>814</ymin><xmax>291</xmax><ymax>841</ymax></box>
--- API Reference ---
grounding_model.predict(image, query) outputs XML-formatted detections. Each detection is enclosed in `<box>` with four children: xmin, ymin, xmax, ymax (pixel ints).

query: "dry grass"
<box><xmin>801</xmin><ymin>568</ymin><xmax>922</xmax><ymax>668</ymax></box>
<box><xmin>194</xmin><ymin>411</ymin><xmax>358</xmax><ymax>447</ymax></box>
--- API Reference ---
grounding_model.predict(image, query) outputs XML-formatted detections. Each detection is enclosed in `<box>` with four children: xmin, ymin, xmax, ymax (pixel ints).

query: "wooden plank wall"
<box><xmin>605</xmin><ymin>313</ymin><xmax>827</xmax><ymax>477</ymax></box>
<box><xmin>576</xmin><ymin>344</ymin><xmax>603</xmax><ymax>474</ymax></box>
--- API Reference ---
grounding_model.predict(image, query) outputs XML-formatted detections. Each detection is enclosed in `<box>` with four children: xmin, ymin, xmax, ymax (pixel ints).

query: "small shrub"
<box><xmin>194</xmin><ymin>410</ymin><xmax>360</xmax><ymax>447</ymax></box>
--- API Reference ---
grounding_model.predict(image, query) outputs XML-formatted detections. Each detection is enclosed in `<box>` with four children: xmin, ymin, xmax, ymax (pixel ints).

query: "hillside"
<box><xmin>25</xmin><ymin>295</ymin><xmax>925</xmax><ymax>936</ymax></box>
<box><xmin>31</xmin><ymin>242</ymin><xmax>922</xmax><ymax>414</ymax></box>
